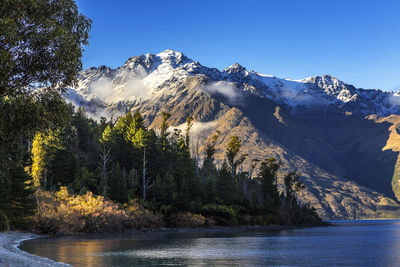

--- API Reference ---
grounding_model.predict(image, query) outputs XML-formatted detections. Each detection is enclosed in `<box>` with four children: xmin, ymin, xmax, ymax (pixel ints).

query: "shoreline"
<box><xmin>0</xmin><ymin>231</ymin><xmax>70</xmax><ymax>267</ymax></box>
<box><xmin>128</xmin><ymin>224</ymin><xmax>324</xmax><ymax>234</ymax></box>
<box><xmin>0</xmin><ymin>224</ymin><xmax>326</xmax><ymax>266</ymax></box>
<box><xmin>45</xmin><ymin>223</ymin><xmax>328</xmax><ymax>238</ymax></box>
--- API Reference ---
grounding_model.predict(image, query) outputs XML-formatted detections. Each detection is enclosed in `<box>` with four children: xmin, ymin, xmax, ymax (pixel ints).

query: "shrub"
<box><xmin>238</xmin><ymin>214</ymin><xmax>276</xmax><ymax>226</ymax></box>
<box><xmin>0</xmin><ymin>210</ymin><xmax>9</xmax><ymax>232</ymax></box>
<box><xmin>200</xmin><ymin>204</ymin><xmax>237</xmax><ymax>226</ymax></box>
<box><xmin>238</xmin><ymin>214</ymin><xmax>252</xmax><ymax>225</ymax></box>
<box><xmin>36</xmin><ymin>187</ymin><xmax>132</xmax><ymax>233</ymax></box>
<box><xmin>123</xmin><ymin>200</ymin><xmax>164</xmax><ymax>229</ymax></box>
<box><xmin>205</xmin><ymin>217</ymin><xmax>216</xmax><ymax>227</ymax></box>
<box><xmin>171</xmin><ymin>212</ymin><xmax>206</xmax><ymax>228</ymax></box>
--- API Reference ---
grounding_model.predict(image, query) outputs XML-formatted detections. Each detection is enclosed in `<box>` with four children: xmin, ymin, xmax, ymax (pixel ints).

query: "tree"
<box><xmin>108</xmin><ymin>163</ymin><xmax>129</xmax><ymax>203</ymax></box>
<box><xmin>259</xmin><ymin>158</ymin><xmax>280</xmax><ymax>209</ymax></box>
<box><xmin>185</xmin><ymin>116</ymin><xmax>193</xmax><ymax>148</ymax></box>
<box><xmin>1</xmin><ymin>0</ymin><xmax>91</xmax><ymax>97</ymax></box>
<box><xmin>0</xmin><ymin>167</ymin><xmax>11</xmax><ymax>213</ymax></box>
<box><xmin>31</xmin><ymin>130</ymin><xmax>66</xmax><ymax>188</ymax></box>
<box><xmin>99</xmin><ymin>125</ymin><xmax>113</xmax><ymax>196</ymax></box>
<box><xmin>9</xmin><ymin>165</ymin><xmax>36</xmax><ymax>229</ymax></box>
<box><xmin>1</xmin><ymin>0</ymin><xmax>89</xmax><ymax>145</ymax></box>
<box><xmin>201</xmin><ymin>131</ymin><xmax>220</xmax><ymax>203</ymax></box>
<box><xmin>216</xmin><ymin>161</ymin><xmax>236</xmax><ymax>204</ymax></box>
<box><xmin>159</xmin><ymin>111</ymin><xmax>171</xmax><ymax>152</ymax></box>
<box><xmin>171</xmin><ymin>123</ymin><xmax>200</xmax><ymax>209</ymax></box>
<box><xmin>0</xmin><ymin>0</ymin><xmax>91</xmax><ymax>229</ymax></box>
<box><xmin>153</xmin><ymin>171</ymin><xmax>177</xmax><ymax>205</ymax></box>
<box><xmin>283</xmin><ymin>172</ymin><xmax>305</xmax><ymax>211</ymax></box>
<box><xmin>203</xmin><ymin>131</ymin><xmax>220</xmax><ymax>174</ymax></box>
<box><xmin>226</xmin><ymin>136</ymin><xmax>247</xmax><ymax>177</ymax></box>
<box><xmin>122</xmin><ymin>111</ymin><xmax>151</xmax><ymax>200</ymax></box>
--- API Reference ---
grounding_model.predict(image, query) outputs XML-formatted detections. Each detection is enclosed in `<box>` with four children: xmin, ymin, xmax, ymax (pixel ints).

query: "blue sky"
<box><xmin>77</xmin><ymin>0</ymin><xmax>400</xmax><ymax>91</ymax></box>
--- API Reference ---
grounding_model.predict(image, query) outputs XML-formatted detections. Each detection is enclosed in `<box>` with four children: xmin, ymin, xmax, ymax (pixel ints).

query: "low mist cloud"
<box><xmin>170</xmin><ymin>120</ymin><xmax>217</xmax><ymax>143</ymax></box>
<box><xmin>89</xmin><ymin>76</ymin><xmax>114</xmax><ymax>100</ymax></box>
<box><xmin>113</xmin><ymin>68</ymin><xmax>151</xmax><ymax>100</ymax></box>
<box><xmin>81</xmin><ymin>68</ymin><xmax>152</xmax><ymax>104</ymax></box>
<box><xmin>65</xmin><ymin>89</ymin><xmax>119</xmax><ymax>121</ymax></box>
<box><xmin>388</xmin><ymin>93</ymin><xmax>400</xmax><ymax>106</ymax></box>
<box><xmin>204</xmin><ymin>81</ymin><xmax>240</xmax><ymax>103</ymax></box>
<box><xmin>118</xmin><ymin>78</ymin><xmax>150</xmax><ymax>99</ymax></box>
<box><xmin>170</xmin><ymin>120</ymin><xmax>218</xmax><ymax>159</ymax></box>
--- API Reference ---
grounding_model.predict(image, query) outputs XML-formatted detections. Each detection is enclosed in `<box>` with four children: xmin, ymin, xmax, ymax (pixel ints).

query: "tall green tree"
<box><xmin>283</xmin><ymin>172</ymin><xmax>305</xmax><ymax>211</ymax></box>
<box><xmin>99</xmin><ymin>124</ymin><xmax>113</xmax><ymax>196</ymax></box>
<box><xmin>9</xmin><ymin>164</ymin><xmax>36</xmax><ymax>229</ymax></box>
<box><xmin>226</xmin><ymin>136</ymin><xmax>247</xmax><ymax>177</ymax></box>
<box><xmin>259</xmin><ymin>158</ymin><xmax>280</xmax><ymax>210</ymax></box>
<box><xmin>108</xmin><ymin>163</ymin><xmax>129</xmax><ymax>203</ymax></box>
<box><xmin>216</xmin><ymin>161</ymin><xmax>236</xmax><ymax>204</ymax></box>
<box><xmin>159</xmin><ymin>111</ymin><xmax>171</xmax><ymax>152</ymax></box>
<box><xmin>1</xmin><ymin>0</ymin><xmax>91</xmax><ymax>97</ymax></box>
<box><xmin>201</xmin><ymin>131</ymin><xmax>220</xmax><ymax>203</ymax></box>
<box><xmin>0</xmin><ymin>0</ymin><xmax>91</xmax><ymax>228</ymax></box>
<box><xmin>153</xmin><ymin>171</ymin><xmax>177</xmax><ymax>205</ymax></box>
<box><xmin>125</xmin><ymin>111</ymin><xmax>150</xmax><ymax>200</ymax></box>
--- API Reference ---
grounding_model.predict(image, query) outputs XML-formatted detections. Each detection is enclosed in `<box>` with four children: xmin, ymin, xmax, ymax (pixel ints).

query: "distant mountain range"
<box><xmin>66</xmin><ymin>49</ymin><xmax>400</xmax><ymax>219</ymax></box>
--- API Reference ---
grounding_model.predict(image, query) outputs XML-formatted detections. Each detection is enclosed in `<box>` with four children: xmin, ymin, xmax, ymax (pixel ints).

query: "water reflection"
<box><xmin>20</xmin><ymin>221</ymin><xmax>400</xmax><ymax>266</ymax></box>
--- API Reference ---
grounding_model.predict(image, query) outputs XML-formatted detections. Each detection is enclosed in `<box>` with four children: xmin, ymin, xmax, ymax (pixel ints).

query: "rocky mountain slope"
<box><xmin>66</xmin><ymin>49</ymin><xmax>400</xmax><ymax>219</ymax></box>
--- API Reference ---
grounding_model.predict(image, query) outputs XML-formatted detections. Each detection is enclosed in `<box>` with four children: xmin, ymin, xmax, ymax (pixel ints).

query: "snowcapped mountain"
<box><xmin>66</xmin><ymin>50</ymin><xmax>400</xmax><ymax>219</ymax></box>
<box><xmin>68</xmin><ymin>49</ymin><xmax>400</xmax><ymax>119</ymax></box>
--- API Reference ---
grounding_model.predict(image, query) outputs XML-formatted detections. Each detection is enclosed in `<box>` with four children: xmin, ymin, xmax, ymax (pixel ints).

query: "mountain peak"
<box><xmin>224</xmin><ymin>63</ymin><xmax>247</xmax><ymax>73</ymax></box>
<box><xmin>157</xmin><ymin>49</ymin><xmax>183</xmax><ymax>57</ymax></box>
<box><xmin>156</xmin><ymin>49</ymin><xmax>192</xmax><ymax>65</ymax></box>
<box><xmin>301</xmin><ymin>75</ymin><xmax>345</xmax><ymax>86</ymax></box>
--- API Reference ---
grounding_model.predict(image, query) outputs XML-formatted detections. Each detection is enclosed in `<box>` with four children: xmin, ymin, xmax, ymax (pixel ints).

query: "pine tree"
<box><xmin>99</xmin><ymin>124</ymin><xmax>113</xmax><ymax>196</ymax></box>
<box><xmin>259</xmin><ymin>158</ymin><xmax>280</xmax><ymax>209</ymax></box>
<box><xmin>216</xmin><ymin>161</ymin><xmax>236</xmax><ymax>204</ymax></box>
<box><xmin>153</xmin><ymin>171</ymin><xmax>177</xmax><ymax>205</ymax></box>
<box><xmin>199</xmin><ymin>132</ymin><xmax>220</xmax><ymax>203</ymax></box>
<box><xmin>108</xmin><ymin>163</ymin><xmax>129</xmax><ymax>203</ymax></box>
<box><xmin>172</xmin><ymin>126</ymin><xmax>199</xmax><ymax>209</ymax></box>
<box><xmin>9</xmin><ymin>165</ymin><xmax>36</xmax><ymax>229</ymax></box>
<box><xmin>0</xmin><ymin>169</ymin><xmax>11</xmax><ymax>214</ymax></box>
<box><xmin>226</xmin><ymin>136</ymin><xmax>247</xmax><ymax>177</ymax></box>
<box><xmin>160</xmin><ymin>112</ymin><xmax>171</xmax><ymax>151</ymax></box>
<box><xmin>283</xmin><ymin>172</ymin><xmax>305</xmax><ymax>211</ymax></box>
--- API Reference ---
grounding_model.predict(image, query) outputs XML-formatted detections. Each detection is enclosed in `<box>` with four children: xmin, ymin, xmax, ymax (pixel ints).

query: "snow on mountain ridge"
<box><xmin>69</xmin><ymin>50</ymin><xmax>400</xmax><ymax>117</ymax></box>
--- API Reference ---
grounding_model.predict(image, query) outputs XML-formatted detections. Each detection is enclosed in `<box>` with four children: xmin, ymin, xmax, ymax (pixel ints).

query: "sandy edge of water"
<box><xmin>0</xmin><ymin>231</ymin><xmax>70</xmax><ymax>267</ymax></box>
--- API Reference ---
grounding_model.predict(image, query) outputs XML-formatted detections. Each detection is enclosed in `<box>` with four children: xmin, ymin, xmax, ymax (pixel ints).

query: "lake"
<box><xmin>19</xmin><ymin>220</ymin><xmax>400</xmax><ymax>266</ymax></box>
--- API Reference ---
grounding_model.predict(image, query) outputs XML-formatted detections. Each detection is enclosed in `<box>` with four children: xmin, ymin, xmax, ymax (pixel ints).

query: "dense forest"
<box><xmin>0</xmin><ymin>0</ymin><xmax>322</xmax><ymax>233</ymax></box>
<box><xmin>1</xmin><ymin>102</ymin><xmax>322</xmax><ymax>232</ymax></box>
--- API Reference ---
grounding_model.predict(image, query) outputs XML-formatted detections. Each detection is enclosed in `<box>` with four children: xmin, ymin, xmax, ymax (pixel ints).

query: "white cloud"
<box><xmin>82</xmin><ymin>68</ymin><xmax>152</xmax><ymax>104</ymax></box>
<box><xmin>89</xmin><ymin>76</ymin><xmax>114</xmax><ymax>100</ymax></box>
<box><xmin>388</xmin><ymin>93</ymin><xmax>400</xmax><ymax>105</ymax></box>
<box><xmin>170</xmin><ymin>120</ymin><xmax>217</xmax><ymax>143</ymax></box>
<box><xmin>169</xmin><ymin>120</ymin><xmax>218</xmax><ymax>159</ymax></box>
<box><xmin>203</xmin><ymin>81</ymin><xmax>240</xmax><ymax>103</ymax></box>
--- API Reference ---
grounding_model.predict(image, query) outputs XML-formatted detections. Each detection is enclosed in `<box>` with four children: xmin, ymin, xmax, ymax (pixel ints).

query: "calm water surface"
<box><xmin>20</xmin><ymin>220</ymin><xmax>400</xmax><ymax>266</ymax></box>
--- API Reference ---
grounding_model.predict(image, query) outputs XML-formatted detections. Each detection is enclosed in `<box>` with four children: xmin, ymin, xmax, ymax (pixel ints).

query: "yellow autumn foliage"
<box><xmin>35</xmin><ymin>187</ymin><xmax>162</xmax><ymax>233</ymax></box>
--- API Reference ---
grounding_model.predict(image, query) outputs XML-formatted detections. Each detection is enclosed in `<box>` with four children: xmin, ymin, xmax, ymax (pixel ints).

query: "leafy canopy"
<box><xmin>1</xmin><ymin>0</ymin><xmax>91</xmax><ymax>96</ymax></box>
